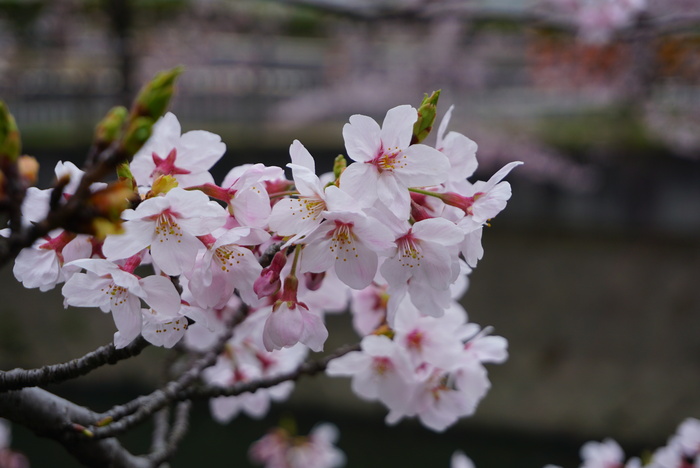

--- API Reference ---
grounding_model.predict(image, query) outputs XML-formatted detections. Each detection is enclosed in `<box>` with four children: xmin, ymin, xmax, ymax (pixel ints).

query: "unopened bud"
<box><xmin>0</xmin><ymin>101</ymin><xmax>21</xmax><ymax>164</ymax></box>
<box><xmin>412</xmin><ymin>90</ymin><xmax>441</xmax><ymax>144</ymax></box>
<box><xmin>95</xmin><ymin>106</ymin><xmax>128</xmax><ymax>148</ymax></box>
<box><xmin>18</xmin><ymin>155</ymin><xmax>39</xmax><ymax>186</ymax></box>
<box><xmin>87</xmin><ymin>181</ymin><xmax>136</xmax><ymax>239</ymax></box>
<box><xmin>149</xmin><ymin>175</ymin><xmax>178</xmax><ymax>197</ymax></box>
<box><xmin>254</xmin><ymin>251</ymin><xmax>287</xmax><ymax>298</ymax></box>
<box><xmin>120</xmin><ymin>116</ymin><xmax>154</xmax><ymax>158</ymax></box>
<box><xmin>131</xmin><ymin>66</ymin><xmax>184</xmax><ymax>121</ymax></box>
<box><xmin>333</xmin><ymin>154</ymin><xmax>347</xmax><ymax>180</ymax></box>
<box><xmin>116</xmin><ymin>162</ymin><xmax>135</xmax><ymax>192</ymax></box>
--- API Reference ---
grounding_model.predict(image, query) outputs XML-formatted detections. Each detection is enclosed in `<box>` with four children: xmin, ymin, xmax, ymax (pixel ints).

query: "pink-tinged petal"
<box><xmin>472</xmin><ymin>182</ymin><xmax>512</xmax><ymax>224</ymax></box>
<box><xmin>415</xmin><ymin>243</ymin><xmax>456</xmax><ymax>290</ymax></box>
<box><xmin>289</xmin><ymin>139</ymin><xmax>315</xmax><ymax>173</ymax></box>
<box><xmin>376</xmin><ymin>172</ymin><xmax>411</xmax><ymax>220</ymax></box>
<box><xmin>62</xmin><ymin>236</ymin><xmax>92</xmax><ymax>263</ymax></box>
<box><xmin>442</xmin><ymin>132</ymin><xmax>478</xmax><ymax>180</ymax></box>
<box><xmin>175</xmin><ymin>171</ymin><xmax>215</xmax><ymax>189</ymax></box>
<box><xmin>323</xmin><ymin>185</ymin><xmax>361</xmax><ymax>213</ymax></box>
<box><xmin>325</xmin><ymin>351</ymin><xmax>368</xmax><ymax>376</ymax></box>
<box><xmin>122</xmin><ymin>196</ymin><xmax>170</xmax><ymax>220</ymax></box>
<box><xmin>289</xmin><ymin>163</ymin><xmax>323</xmax><ymax>199</ymax></box>
<box><xmin>111</xmin><ymin>295</ymin><xmax>143</xmax><ymax>348</ymax></box>
<box><xmin>436</xmin><ymin>105</ymin><xmax>454</xmax><ymax>147</ymax></box>
<box><xmin>229</xmin><ymin>185</ymin><xmax>271</xmax><ymax>228</ymax></box>
<box><xmin>61</xmin><ymin>272</ymin><xmax>111</xmax><ymax>309</ymax></box>
<box><xmin>394</xmin><ymin>144</ymin><xmax>450</xmax><ymax>188</ymax></box>
<box><xmin>269</xmin><ymin>197</ymin><xmax>323</xmax><ymax>237</ymax></box>
<box><xmin>110</xmin><ymin>268</ymin><xmax>145</xmax><ymax>294</ymax></box>
<box><xmin>362</xmin><ymin>334</ymin><xmax>396</xmax><ymax>356</ymax></box>
<box><xmin>412</xmin><ymin>218</ymin><xmax>464</xmax><ymax>246</ymax></box>
<box><xmin>178</xmin><ymin>130</ymin><xmax>226</xmax><ymax>169</ymax></box>
<box><xmin>380</xmin><ymin>105</ymin><xmax>416</xmax><ymax>150</ymax></box>
<box><xmin>380</xmin><ymin>256</ymin><xmax>412</xmax><ymax>287</ymax></box>
<box><xmin>263</xmin><ymin>304</ymin><xmax>304</xmax><ymax>351</ymax></box>
<box><xmin>140</xmin><ymin>275</ymin><xmax>181</xmax><ymax>315</ymax></box>
<box><xmin>300</xmin><ymin>237</ymin><xmax>335</xmax><ymax>273</ymax></box>
<box><xmin>177</xmin><ymin>209</ymin><xmax>227</xmax><ymax>236</ymax></box>
<box><xmin>150</xmin><ymin>231</ymin><xmax>202</xmax><ymax>276</ymax></box>
<box><xmin>479</xmin><ymin>161</ymin><xmax>523</xmax><ymax>193</ymax></box>
<box><xmin>209</xmin><ymin>397</ymin><xmax>241</xmax><ymax>424</ymax></box>
<box><xmin>343</xmin><ymin>115</ymin><xmax>381</xmax><ymax>162</ymax></box>
<box><xmin>459</xmin><ymin>226</ymin><xmax>483</xmax><ymax>268</ymax></box>
<box><xmin>299</xmin><ymin>310</ymin><xmax>328</xmax><ymax>352</ymax></box>
<box><xmin>334</xmin><ymin>242</ymin><xmax>378</xmax><ymax>290</ymax></box>
<box><xmin>337</xmin><ymin>163</ymin><xmax>378</xmax><ymax>207</ymax></box>
<box><xmin>468</xmin><ymin>335</ymin><xmax>509</xmax><ymax>364</ymax></box>
<box><xmin>22</xmin><ymin>187</ymin><xmax>50</xmax><ymax>223</ymax></box>
<box><xmin>13</xmin><ymin>248</ymin><xmax>61</xmax><ymax>290</ymax></box>
<box><xmin>142</xmin><ymin>313</ymin><xmax>188</xmax><ymax>348</ymax></box>
<box><xmin>102</xmin><ymin>219</ymin><xmax>154</xmax><ymax>261</ymax></box>
<box><xmin>166</xmin><ymin>188</ymin><xmax>228</xmax><ymax>228</ymax></box>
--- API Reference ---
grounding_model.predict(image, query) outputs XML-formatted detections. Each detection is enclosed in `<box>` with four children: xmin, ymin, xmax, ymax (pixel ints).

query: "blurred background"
<box><xmin>1</xmin><ymin>0</ymin><xmax>700</xmax><ymax>466</ymax></box>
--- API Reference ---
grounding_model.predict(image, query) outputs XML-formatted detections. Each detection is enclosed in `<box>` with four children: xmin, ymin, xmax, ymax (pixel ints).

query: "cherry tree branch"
<box><xmin>0</xmin><ymin>387</ymin><xmax>150</xmax><ymax>468</ymax></box>
<box><xmin>184</xmin><ymin>342</ymin><xmax>360</xmax><ymax>400</ymax></box>
<box><xmin>0</xmin><ymin>336</ymin><xmax>150</xmax><ymax>392</ymax></box>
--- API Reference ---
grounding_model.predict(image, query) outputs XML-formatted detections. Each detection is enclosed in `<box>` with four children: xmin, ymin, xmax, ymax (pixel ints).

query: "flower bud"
<box><xmin>119</xmin><ymin>116</ymin><xmax>154</xmax><ymax>158</ymax></box>
<box><xmin>94</xmin><ymin>106</ymin><xmax>128</xmax><ymax>149</ymax></box>
<box><xmin>411</xmin><ymin>90</ymin><xmax>440</xmax><ymax>144</ymax></box>
<box><xmin>0</xmin><ymin>101</ymin><xmax>20</xmax><ymax>164</ymax></box>
<box><xmin>18</xmin><ymin>155</ymin><xmax>38</xmax><ymax>186</ymax></box>
<box><xmin>333</xmin><ymin>154</ymin><xmax>347</xmax><ymax>181</ymax></box>
<box><xmin>130</xmin><ymin>66</ymin><xmax>184</xmax><ymax>121</ymax></box>
<box><xmin>254</xmin><ymin>250</ymin><xmax>287</xmax><ymax>298</ymax></box>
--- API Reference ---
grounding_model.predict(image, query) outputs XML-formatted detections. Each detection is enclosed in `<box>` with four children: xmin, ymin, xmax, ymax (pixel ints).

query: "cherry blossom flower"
<box><xmin>339</xmin><ymin>104</ymin><xmax>450</xmax><ymax>219</ymax></box>
<box><xmin>301</xmin><ymin>186</ymin><xmax>394</xmax><ymax>290</ymax></box>
<box><xmin>187</xmin><ymin>227</ymin><xmax>269</xmax><ymax>308</ymax></box>
<box><xmin>380</xmin><ymin>217</ymin><xmax>464</xmax><ymax>321</ymax></box>
<box><xmin>326</xmin><ymin>334</ymin><xmax>415</xmax><ymax>415</ymax></box>
<box><xmin>220</xmin><ymin>164</ymin><xmax>284</xmax><ymax>228</ymax></box>
<box><xmin>249</xmin><ymin>423</ymin><xmax>345</xmax><ymax>468</ymax></box>
<box><xmin>62</xmin><ymin>258</ymin><xmax>181</xmax><ymax>348</ymax></box>
<box><xmin>130</xmin><ymin>112</ymin><xmax>226</xmax><ymax>188</ymax></box>
<box><xmin>436</xmin><ymin>105</ymin><xmax>478</xmax><ymax>184</ymax></box>
<box><xmin>102</xmin><ymin>187</ymin><xmax>227</xmax><ymax>276</ymax></box>
<box><xmin>268</xmin><ymin>140</ymin><xmax>329</xmax><ymax>243</ymax></box>
<box><xmin>13</xmin><ymin>232</ymin><xmax>92</xmax><ymax>291</ymax></box>
<box><xmin>262</xmin><ymin>275</ymin><xmax>328</xmax><ymax>352</ymax></box>
<box><xmin>203</xmin><ymin>308</ymin><xmax>308</xmax><ymax>422</ymax></box>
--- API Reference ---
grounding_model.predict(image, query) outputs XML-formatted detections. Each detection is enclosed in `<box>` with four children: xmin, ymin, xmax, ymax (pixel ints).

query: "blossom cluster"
<box><xmin>249</xmin><ymin>423</ymin><xmax>345</xmax><ymax>468</ymax></box>
<box><xmin>545</xmin><ymin>418</ymin><xmax>700</xmax><ymax>468</ymax></box>
<box><xmin>11</xmin><ymin>100</ymin><xmax>520</xmax><ymax>431</ymax></box>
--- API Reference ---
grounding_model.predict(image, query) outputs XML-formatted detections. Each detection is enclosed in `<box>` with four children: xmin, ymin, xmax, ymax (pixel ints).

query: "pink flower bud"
<box><xmin>254</xmin><ymin>251</ymin><xmax>287</xmax><ymax>299</ymax></box>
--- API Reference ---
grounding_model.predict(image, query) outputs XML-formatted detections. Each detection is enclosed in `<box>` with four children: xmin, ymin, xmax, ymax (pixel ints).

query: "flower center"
<box><xmin>155</xmin><ymin>212</ymin><xmax>184</xmax><ymax>244</ymax></box>
<box><xmin>214</xmin><ymin>245</ymin><xmax>244</xmax><ymax>272</ymax></box>
<box><xmin>329</xmin><ymin>221</ymin><xmax>358</xmax><ymax>261</ymax></box>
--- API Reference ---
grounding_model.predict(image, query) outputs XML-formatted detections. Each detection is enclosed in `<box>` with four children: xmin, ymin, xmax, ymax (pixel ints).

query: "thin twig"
<box><xmin>84</xmin><ymin>307</ymin><xmax>247</xmax><ymax>439</ymax></box>
<box><xmin>184</xmin><ymin>342</ymin><xmax>360</xmax><ymax>400</ymax></box>
<box><xmin>0</xmin><ymin>336</ymin><xmax>150</xmax><ymax>392</ymax></box>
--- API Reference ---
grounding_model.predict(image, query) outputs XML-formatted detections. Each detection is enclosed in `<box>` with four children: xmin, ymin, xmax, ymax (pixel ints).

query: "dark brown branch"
<box><xmin>84</xmin><ymin>307</ymin><xmax>247</xmax><ymax>439</ymax></box>
<box><xmin>184</xmin><ymin>342</ymin><xmax>360</xmax><ymax>400</ymax></box>
<box><xmin>0</xmin><ymin>387</ymin><xmax>149</xmax><ymax>468</ymax></box>
<box><xmin>0</xmin><ymin>336</ymin><xmax>150</xmax><ymax>392</ymax></box>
